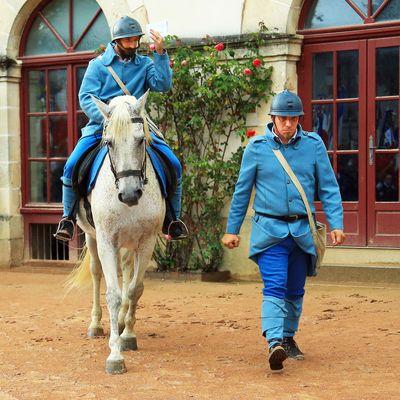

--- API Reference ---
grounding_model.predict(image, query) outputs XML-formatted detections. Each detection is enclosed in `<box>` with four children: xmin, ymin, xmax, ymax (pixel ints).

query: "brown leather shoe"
<box><xmin>54</xmin><ymin>217</ymin><xmax>75</xmax><ymax>242</ymax></box>
<box><xmin>268</xmin><ymin>342</ymin><xmax>288</xmax><ymax>372</ymax></box>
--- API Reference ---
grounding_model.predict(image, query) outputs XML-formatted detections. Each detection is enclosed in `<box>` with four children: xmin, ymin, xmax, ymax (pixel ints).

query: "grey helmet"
<box><xmin>269</xmin><ymin>89</ymin><xmax>304</xmax><ymax>117</ymax></box>
<box><xmin>112</xmin><ymin>16</ymin><xmax>144</xmax><ymax>41</ymax></box>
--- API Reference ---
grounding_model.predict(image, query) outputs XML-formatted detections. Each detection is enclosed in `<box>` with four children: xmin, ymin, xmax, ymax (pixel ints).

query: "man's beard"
<box><xmin>116</xmin><ymin>43</ymin><xmax>138</xmax><ymax>60</ymax></box>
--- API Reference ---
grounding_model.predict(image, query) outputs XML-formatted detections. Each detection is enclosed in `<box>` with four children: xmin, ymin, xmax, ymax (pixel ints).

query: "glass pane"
<box><xmin>376</xmin><ymin>100</ymin><xmax>399</xmax><ymax>149</ymax></box>
<box><xmin>28</xmin><ymin>70</ymin><xmax>46</xmax><ymax>112</ymax></box>
<box><xmin>75</xmin><ymin>13</ymin><xmax>111</xmax><ymax>52</ymax></box>
<box><xmin>77</xmin><ymin>113</ymin><xmax>89</xmax><ymax>138</ymax></box>
<box><xmin>50</xmin><ymin>161</ymin><xmax>65</xmax><ymax>202</ymax></box>
<box><xmin>30</xmin><ymin>162</ymin><xmax>47</xmax><ymax>202</ymax></box>
<box><xmin>29</xmin><ymin>117</ymin><xmax>46</xmax><ymax>157</ymax></box>
<box><xmin>76</xmin><ymin>67</ymin><xmax>87</xmax><ymax>110</ymax></box>
<box><xmin>376</xmin><ymin>154</ymin><xmax>399</xmax><ymax>201</ymax></box>
<box><xmin>337</xmin><ymin>154</ymin><xmax>358</xmax><ymax>201</ymax></box>
<box><xmin>338</xmin><ymin>50</ymin><xmax>359</xmax><ymax>99</ymax></box>
<box><xmin>42</xmin><ymin>0</ymin><xmax>70</xmax><ymax>46</ymax></box>
<box><xmin>376</xmin><ymin>0</ymin><xmax>400</xmax><ymax>21</ymax></box>
<box><xmin>372</xmin><ymin>0</ymin><xmax>385</xmax><ymax>13</ymax></box>
<box><xmin>25</xmin><ymin>16</ymin><xmax>66</xmax><ymax>56</ymax></box>
<box><xmin>313</xmin><ymin>52</ymin><xmax>333</xmax><ymax>100</ymax></box>
<box><xmin>352</xmin><ymin>0</ymin><xmax>368</xmax><ymax>15</ymax></box>
<box><xmin>338</xmin><ymin>102</ymin><xmax>359</xmax><ymax>150</ymax></box>
<box><xmin>49</xmin><ymin>70</ymin><xmax>67</xmax><ymax>111</ymax></box>
<box><xmin>304</xmin><ymin>0</ymin><xmax>363</xmax><ymax>29</ymax></box>
<box><xmin>376</xmin><ymin>47</ymin><xmax>399</xmax><ymax>96</ymax></box>
<box><xmin>49</xmin><ymin>116</ymin><xmax>68</xmax><ymax>157</ymax></box>
<box><xmin>312</xmin><ymin>104</ymin><xmax>333</xmax><ymax>150</ymax></box>
<box><xmin>73</xmin><ymin>0</ymin><xmax>101</xmax><ymax>43</ymax></box>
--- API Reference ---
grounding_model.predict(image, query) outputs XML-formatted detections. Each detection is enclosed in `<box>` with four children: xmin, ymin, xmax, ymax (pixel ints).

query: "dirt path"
<box><xmin>0</xmin><ymin>271</ymin><xmax>399</xmax><ymax>400</ymax></box>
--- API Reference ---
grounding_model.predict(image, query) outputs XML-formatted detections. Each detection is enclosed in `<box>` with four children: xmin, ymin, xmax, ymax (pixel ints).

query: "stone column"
<box><xmin>0</xmin><ymin>57</ymin><xmax>23</xmax><ymax>268</ymax></box>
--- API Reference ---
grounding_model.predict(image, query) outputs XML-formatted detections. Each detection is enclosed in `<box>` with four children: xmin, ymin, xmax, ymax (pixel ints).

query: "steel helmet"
<box><xmin>269</xmin><ymin>89</ymin><xmax>304</xmax><ymax>117</ymax></box>
<box><xmin>112</xmin><ymin>16</ymin><xmax>144</xmax><ymax>41</ymax></box>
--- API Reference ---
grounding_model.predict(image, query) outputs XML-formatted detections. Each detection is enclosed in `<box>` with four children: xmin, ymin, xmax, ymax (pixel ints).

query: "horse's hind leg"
<box><xmin>97</xmin><ymin>236</ymin><xmax>126</xmax><ymax>374</ymax></box>
<box><xmin>86</xmin><ymin>234</ymin><xmax>104</xmax><ymax>337</ymax></box>
<box><xmin>120</xmin><ymin>239</ymin><xmax>155</xmax><ymax>351</ymax></box>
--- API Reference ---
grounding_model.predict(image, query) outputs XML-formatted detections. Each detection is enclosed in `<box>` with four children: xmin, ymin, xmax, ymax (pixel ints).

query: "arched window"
<box><xmin>20</xmin><ymin>0</ymin><xmax>110</xmax><ymax>261</ymax></box>
<box><xmin>303</xmin><ymin>0</ymin><xmax>400</xmax><ymax>29</ymax></box>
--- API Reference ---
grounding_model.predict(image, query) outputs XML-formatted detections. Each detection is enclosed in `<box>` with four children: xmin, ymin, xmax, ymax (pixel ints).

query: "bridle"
<box><xmin>104</xmin><ymin>116</ymin><xmax>148</xmax><ymax>190</ymax></box>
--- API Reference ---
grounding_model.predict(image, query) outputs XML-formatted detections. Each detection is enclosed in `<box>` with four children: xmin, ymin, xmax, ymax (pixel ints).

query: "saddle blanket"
<box><xmin>87</xmin><ymin>133</ymin><xmax>172</xmax><ymax>198</ymax></box>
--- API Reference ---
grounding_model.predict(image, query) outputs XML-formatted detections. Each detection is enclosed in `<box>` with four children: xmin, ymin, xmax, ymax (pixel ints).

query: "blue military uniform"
<box><xmin>226</xmin><ymin>122</ymin><xmax>343</xmax><ymax>349</ymax></box>
<box><xmin>60</xmin><ymin>42</ymin><xmax>181</xmax><ymax>219</ymax></box>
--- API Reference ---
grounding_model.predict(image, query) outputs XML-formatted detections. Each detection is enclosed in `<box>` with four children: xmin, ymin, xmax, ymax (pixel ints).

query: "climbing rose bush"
<box><xmin>148</xmin><ymin>30</ymin><xmax>273</xmax><ymax>272</ymax></box>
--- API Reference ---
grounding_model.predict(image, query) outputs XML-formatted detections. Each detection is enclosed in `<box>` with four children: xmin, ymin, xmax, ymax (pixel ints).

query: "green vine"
<box><xmin>149</xmin><ymin>28</ymin><xmax>273</xmax><ymax>272</ymax></box>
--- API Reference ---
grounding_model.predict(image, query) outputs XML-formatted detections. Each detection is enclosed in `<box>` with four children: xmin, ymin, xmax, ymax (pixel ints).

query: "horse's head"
<box><xmin>92</xmin><ymin>91</ymin><xmax>151</xmax><ymax>206</ymax></box>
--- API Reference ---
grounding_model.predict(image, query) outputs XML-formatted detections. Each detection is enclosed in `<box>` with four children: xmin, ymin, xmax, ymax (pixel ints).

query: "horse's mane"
<box><xmin>104</xmin><ymin>95</ymin><xmax>151</xmax><ymax>147</ymax></box>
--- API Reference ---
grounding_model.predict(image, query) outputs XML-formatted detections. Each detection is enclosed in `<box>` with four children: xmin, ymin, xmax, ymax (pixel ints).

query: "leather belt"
<box><xmin>256</xmin><ymin>212</ymin><xmax>308</xmax><ymax>222</ymax></box>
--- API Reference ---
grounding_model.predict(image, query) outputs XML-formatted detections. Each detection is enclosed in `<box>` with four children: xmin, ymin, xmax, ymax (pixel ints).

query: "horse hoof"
<box><xmin>87</xmin><ymin>327</ymin><xmax>104</xmax><ymax>337</ymax></box>
<box><xmin>105</xmin><ymin>359</ymin><xmax>127</xmax><ymax>375</ymax></box>
<box><xmin>120</xmin><ymin>337</ymin><xmax>138</xmax><ymax>351</ymax></box>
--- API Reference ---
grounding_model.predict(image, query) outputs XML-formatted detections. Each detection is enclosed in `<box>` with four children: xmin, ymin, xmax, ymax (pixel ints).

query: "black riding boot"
<box><xmin>54</xmin><ymin>217</ymin><xmax>76</xmax><ymax>242</ymax></box>
<box><xmin>268</xmin><ymin>340</ymin><xmax>288</xmax><ymax>372</ymax></box>
<box><xmin>282</xmin><ymin>336</ymin><xmax>304</xmax><ymax>360</ymax></box>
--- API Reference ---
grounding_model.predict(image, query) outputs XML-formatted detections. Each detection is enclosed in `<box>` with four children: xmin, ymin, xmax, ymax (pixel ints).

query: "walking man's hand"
<box><xmin>331</xmin><ymin>229</ymin><xmax>345</xmax><ymax>246</ymax></box>
<box><xmin>221</xmin><ymin>234</ymin><xmax>240</xmax><ymax>249</ymax></box>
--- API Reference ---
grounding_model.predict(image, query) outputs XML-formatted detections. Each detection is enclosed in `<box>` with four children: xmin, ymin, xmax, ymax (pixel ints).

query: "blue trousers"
<box><xmin>257</xmin><ymin>236</ymin><xmax>309</xmax><ymax>348</ymax></box>
<box><xmin>61</xmin><ymin>133</ymin><xmax>182</xmax><ymax>218</ymax></box>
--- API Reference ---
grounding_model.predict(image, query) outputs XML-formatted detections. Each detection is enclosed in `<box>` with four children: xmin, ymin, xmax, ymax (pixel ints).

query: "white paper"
<box><xmin>146</xmin><ymin>20</ymin><xmax>169</xmax><ymax>40</ymax></box>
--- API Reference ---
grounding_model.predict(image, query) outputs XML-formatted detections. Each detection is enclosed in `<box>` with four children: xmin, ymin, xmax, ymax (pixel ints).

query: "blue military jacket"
<box><xmin>79</xmin><ymin>43</ymin><xmax>172</xmax><ymax>137</ymax></box>
<box><xmin>226</xmin><ymin>123</ymin><xmax>343</xmax><ymax>276</ymax></box>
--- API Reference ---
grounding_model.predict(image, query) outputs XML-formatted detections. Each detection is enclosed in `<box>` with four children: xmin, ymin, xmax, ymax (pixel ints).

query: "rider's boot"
<box><xmin>54</xmin><ymin>179</ymin><xmax>77</xmax><ymax>242</ymax></box>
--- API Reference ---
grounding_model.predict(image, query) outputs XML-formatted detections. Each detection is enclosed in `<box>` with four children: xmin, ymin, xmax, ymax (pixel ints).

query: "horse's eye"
<box><xmin>104</xmin><ymin>140</ymin><xmax>113</xmax><ymax>148</ymax></box>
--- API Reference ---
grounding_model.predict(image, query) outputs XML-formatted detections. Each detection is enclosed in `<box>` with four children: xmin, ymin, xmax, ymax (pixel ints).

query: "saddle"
<box><xmin>71</xmin><ymin>137</ymin><xmax>178</xmax><ymax>229</ymax></box>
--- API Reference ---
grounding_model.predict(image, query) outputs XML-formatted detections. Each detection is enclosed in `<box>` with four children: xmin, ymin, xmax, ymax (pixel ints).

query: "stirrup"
<box><xmin>54</xmin><ymin>217</ymin><xmax>76</xmax><ymax>242</ymax></box>
<box><xmin>164</xmin><ymin>219</ymin><xmax>189</xmax><ymax>241</ymax></box>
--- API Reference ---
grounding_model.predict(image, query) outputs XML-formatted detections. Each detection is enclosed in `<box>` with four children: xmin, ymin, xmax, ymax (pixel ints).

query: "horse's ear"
<box><xmin>132</xmin><ymin>90</ymin><xmax>150</xmax><ymax>114</ymax></box>
<box><xmin>91</xmin><ymin>95</ymin><xmax>111</xmax><ymax>119</ymax></box>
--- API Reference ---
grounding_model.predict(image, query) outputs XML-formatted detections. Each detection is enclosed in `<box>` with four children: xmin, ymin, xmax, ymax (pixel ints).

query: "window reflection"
<box><xmin>376</xmin><ymin>101</ymin><xmax>399</xmax><ymax>149</ymax></box>
<box><xmin>376</xmin><ymin>0</ymin><xmax>400</xmax><ymax>21</ymax></box>
<box><xmin>376</xmin><ymin>154</ymin><xmax>399</xmax><ymax>201</ymax></box>
<box><xmin>338</xmin><ymin>50</ymin><xmax>358</xmax><ymax>99</ymax></box>
<box><xmin>50</xmin><ymin>161</ymin><xmax>65</xmax><ymax>202</ymax></box>
<box><xmin>49</xmin><ymin>116</ymin><xmax>68</xmax><ymax>157</ymax></box>
<box><xmin>312</xmin><ymin>52</ymin><xmax>333</xmax><ymax>100</ymax></box>
<box><xmin>30</xmin><ymin>162</ymin><xmax>47</xmax><ymax>202</ymax></box>
<box><xmin>376</xmin><ymin>47</ymin><xmax>399</xmax><ymax>97</ymax></box>
<box><xmin>28</xmin><ymin>71</ymin><xmax>46</xmax><ymax>112</ymax></box>
<box><xmin>337</xmin><ymin>155</ymin><xmax>358</xmax><ymax>201</ymax></box>
<box><xmin>49</xmin><ymin>70</ymin><xmax>67</xmax><ymax>111</ymax></box>
<box><xmin>338</xmin><ymin>103</ymin><xmax>358</xmax><ymax>150</ymax></box>
<box><xmin>313</xmin><ymin>104</ymin><xmax>333</xmax><ymax>150</ymax></box>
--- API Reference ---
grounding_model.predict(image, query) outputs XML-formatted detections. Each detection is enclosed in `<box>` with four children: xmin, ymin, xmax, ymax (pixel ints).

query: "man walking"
<box><xmin>221</xmin><ymin>90</ymin><xmax>345</xmax><ymax>372</ymax></box>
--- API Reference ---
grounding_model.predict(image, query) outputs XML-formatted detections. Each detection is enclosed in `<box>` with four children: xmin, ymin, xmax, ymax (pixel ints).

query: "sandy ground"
<box><xmin>0</xmin><ymin>271</ymin><xmax>399</xmax><ymax>400</ymax></box>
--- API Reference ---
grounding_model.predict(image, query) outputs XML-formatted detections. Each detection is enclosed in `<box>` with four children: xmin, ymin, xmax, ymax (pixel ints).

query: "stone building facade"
<box><xmin>1</xmin><ymin>0</ymin><xmax>399</xmax><ymax>277</ymax></box>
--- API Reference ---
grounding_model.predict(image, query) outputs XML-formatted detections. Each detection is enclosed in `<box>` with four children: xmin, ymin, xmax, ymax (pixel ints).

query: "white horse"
<box><xmin>67</xmin><ymin>91</ymin><xmax>165</xmax><ymax>374</ymax></box>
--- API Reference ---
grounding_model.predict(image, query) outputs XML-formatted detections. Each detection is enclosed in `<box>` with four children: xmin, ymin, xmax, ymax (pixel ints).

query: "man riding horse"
<box><xmin>55</xmin><ymin>16</ymin><xmax>187</xmax><ymax>241</ymax></box>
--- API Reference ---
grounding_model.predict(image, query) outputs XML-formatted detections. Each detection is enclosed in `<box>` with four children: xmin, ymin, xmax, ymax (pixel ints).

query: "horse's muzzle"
<box><xmin>118</xmin><ymin>189</ymin><xmax>143</xmax><ymax>206</ymax></box>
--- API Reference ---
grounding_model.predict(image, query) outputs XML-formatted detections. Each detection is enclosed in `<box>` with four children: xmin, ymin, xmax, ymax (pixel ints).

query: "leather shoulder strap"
<box><xmin>272</xmin><ymin>149</ymin><xmax>317</xmax><ymax>234</ymax></box>
<box><xmin>107</xmin><ymin>66</ymin><xmax>131</xmax><ymax>96</ymax></box>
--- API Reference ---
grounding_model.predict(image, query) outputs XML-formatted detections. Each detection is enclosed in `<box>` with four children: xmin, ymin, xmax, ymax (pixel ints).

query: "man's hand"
<box><xmin>150</xmin><ymin>29</ymin><xmax>164</xmax><ymax>55</ymax></box>
<box><xmin>221</xmin><ymin>233</ymin><xmax>240</xmax><ymax>249</ymax></box>
<box><xmin>330</xmin><ymin>229</ymin><xmax>345</xmax><ymax>246</ymax></box>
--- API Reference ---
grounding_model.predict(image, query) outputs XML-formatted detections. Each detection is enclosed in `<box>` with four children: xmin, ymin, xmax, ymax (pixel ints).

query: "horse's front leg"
<box><xmin>118</xmin><ymin>249</ymin><xmax>134</xmax><ymax>336</ymax></box>
<box><xmin>120</xmin><ymin>240</ymin><xmax>155</xmax><ymax>351</ymax></box>
<box><xmin>86</xmin><ymin>234</ymin><xmax>104</xmax><ymax>337</ymax></box>
<box><xmin>96</xmin><ymin>236</ymin><xmax>126</xmax><ymax>374</ymax></box>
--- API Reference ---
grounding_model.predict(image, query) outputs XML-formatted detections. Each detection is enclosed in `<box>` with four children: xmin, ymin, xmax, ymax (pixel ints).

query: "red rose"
<box><xmin>214</xmin><ymin>42</ymin><xmax>225</xmax><ymax>52</ymax></box>
<box><xmin>149</xmin><ymin>43</ymin><xmax>156</xmax><ymax>51</ymax></box>
<box><xmin>243</xmin><ymin>68</ymin><xmax>252</xmax><ymax>76</ymax></box>
<box><xmin>246</xmin><ymin>129</ymin><xmax>256</xmax><ymax>138</ymax></box>
<box><xmin>252</xmin><ymin>58</ymin><xmax>262</xmax><ymax>67</ymax></box>
<box><xmin>169</xmin><ymin>59</ymin><xmax>174</xmax><ymax>68</ymax></box>
<box><xmin>181</xmin><ymin>59</ymin><xmax>188</xmax><ymax>66</ymax></box>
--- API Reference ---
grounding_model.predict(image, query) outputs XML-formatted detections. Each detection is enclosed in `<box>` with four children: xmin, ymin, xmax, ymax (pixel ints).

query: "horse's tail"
<box><xmin>64</xmin><ymin>246</ymin><xmax>92</xmax><ymax>292</ymax></box>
